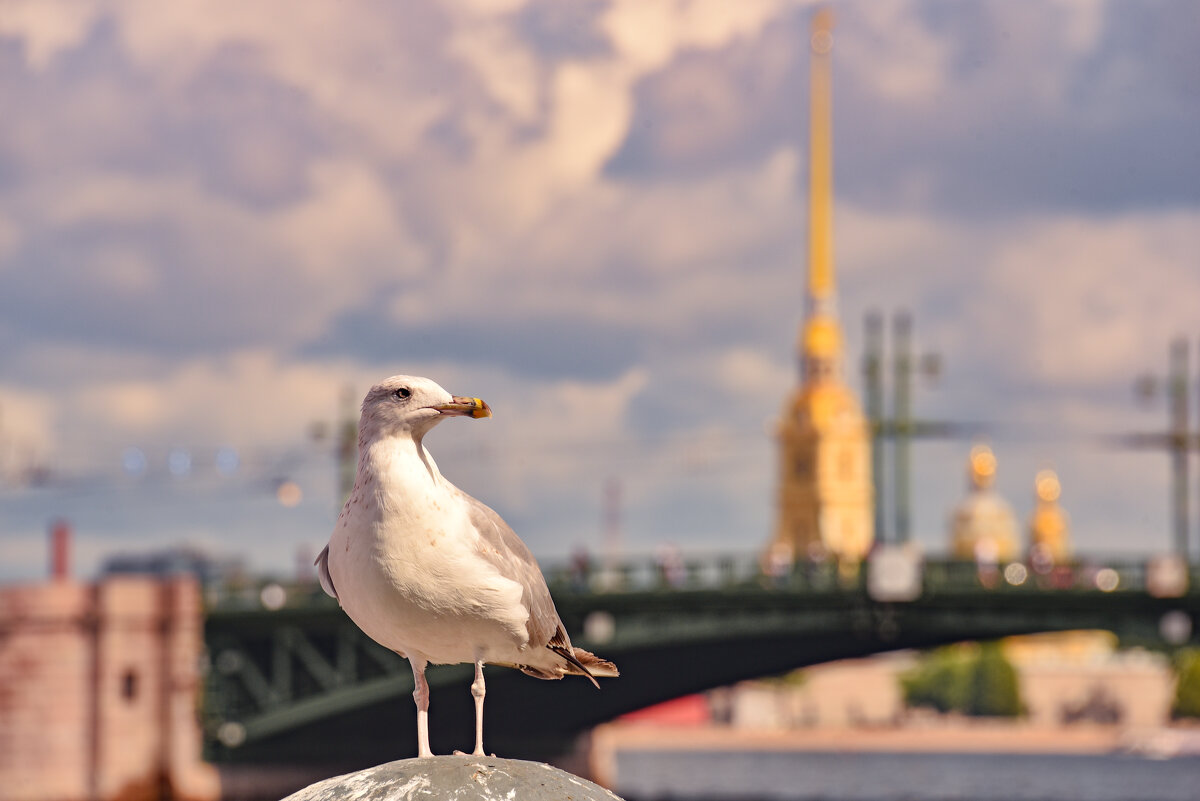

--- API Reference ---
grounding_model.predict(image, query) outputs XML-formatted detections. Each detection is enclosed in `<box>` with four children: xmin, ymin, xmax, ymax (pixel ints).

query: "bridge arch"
<box><xmin>204</xmin><ymin>559</ymin><xmax>1199</xmax><ymax>764</ymax></box>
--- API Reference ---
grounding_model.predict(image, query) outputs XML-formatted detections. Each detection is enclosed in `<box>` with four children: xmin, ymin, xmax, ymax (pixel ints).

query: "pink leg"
<box><xmin>471</xmin><ymin>659</ymin><xmax>486</xmax><ymax>756</ymax></box>
<box><xmin>410</xmin><ymin>657</ymin><xmax>433</xmax><ymax>758</ymax></box>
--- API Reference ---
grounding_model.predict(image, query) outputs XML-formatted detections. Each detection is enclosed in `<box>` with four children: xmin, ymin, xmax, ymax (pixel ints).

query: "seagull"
<box><xmin>315</xmin><ymin>375</ymin><xmax>618</xmax><ymax>758</ymax></box>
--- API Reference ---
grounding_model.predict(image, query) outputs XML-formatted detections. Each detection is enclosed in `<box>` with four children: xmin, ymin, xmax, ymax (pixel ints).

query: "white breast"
<box><xmin>327</xmin><ymin>440</ymin><xmax>531</xmax><ymax>666</ymax></box>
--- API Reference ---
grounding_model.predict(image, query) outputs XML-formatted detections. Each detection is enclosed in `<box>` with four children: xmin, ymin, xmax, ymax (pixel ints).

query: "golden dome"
<box><xmin>1030</xmin><ymin>469</ymin><xmax>1071</xmax><ymax>563</ymax></box>
<box><xmin>801</xmin><ymin>315</ymin><xmax>843</xmax><ymax>360</ymax></box>
<box><xmin>951</xmin><ymin>445</ymin><xmax>1018</xmax><ymax>561</ymax></box>
<box><xmin>951</xmin><ymin>489</ymin><xmax>1020</xmax><ymax>562</ymax></box>
<box><xmin>968</xmin><ymin>444</ymin><xmax>997</xmax><ymax>490</ymax></box>
<box><xmin>1035</xmin><ymin>469</ymin><xmax>1061</xmax><ymax>502</ymax></box>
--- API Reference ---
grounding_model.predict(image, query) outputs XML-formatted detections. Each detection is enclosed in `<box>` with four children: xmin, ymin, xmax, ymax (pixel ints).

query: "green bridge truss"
<box><xmin>202</xmin><ymin>554</ymin><xmax>1200</xmax><ymax>766</ymax></box>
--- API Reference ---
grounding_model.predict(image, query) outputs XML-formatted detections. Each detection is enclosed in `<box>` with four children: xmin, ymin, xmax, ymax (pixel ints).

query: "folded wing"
<box><xmin>315</xmin><ymin>544</ymin><xmax>338</xmax><ymax>601</ymax></box>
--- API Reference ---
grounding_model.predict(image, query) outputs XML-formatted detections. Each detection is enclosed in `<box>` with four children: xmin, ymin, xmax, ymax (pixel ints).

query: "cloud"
<box><xmin>610</xmin><ymin>1</ymin><xmax>1200</xmax><ymax>215</ymax></box>
<box><xmin>0</xmin><ymin>0</ymin><xmax>1197</xmax><ymax>579</ymax></box>
<box><xmin>0</xmin><ymin>212</ymin><xmax>19</xmax><ymax>261</ymax></box>
<box><xmin>601</xmin><ymin>0</ymin><xmax>803</xmax><ymax>75</ymax></box>
<box><xmin>2</xmin><ymin>350</ymin><xmax>354</xmax><ymax>466</ymax></box>
<box><xmin>1</xmin><ymin>160</ymin><xmax>427</xmax><ymax>355</ymax></box>
<box><xmin>972</xmin><ymin>210</ymin><xmax>1200</xmax><ymax>387</ymax></box>
<box><xmin>0</xmin><ymin>384</ymin><xmax>57</xmax><ymax>480</ymax></box>
<box><xmin>300</xmin><ymin>146</ymin><xmax>807</xmax><ymax>379</ymax></box>
<box><xmin>0</xmin><ymin>0</ymin><xmax>100</xmax><ymax>70</ymax></box>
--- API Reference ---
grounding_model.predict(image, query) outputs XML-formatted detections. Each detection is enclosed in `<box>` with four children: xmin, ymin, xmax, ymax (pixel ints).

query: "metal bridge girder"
<box><xmin>203</xmin><ymin>556</ymin><xmax>1200</xmax><ymax>760</ymax></box>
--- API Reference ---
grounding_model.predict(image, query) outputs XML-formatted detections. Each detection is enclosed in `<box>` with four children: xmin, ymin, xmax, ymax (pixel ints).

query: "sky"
<box><xmin>1</xmin><ymin>0</ymin><xmax>1198</xmax><ymax>582</ymax></box>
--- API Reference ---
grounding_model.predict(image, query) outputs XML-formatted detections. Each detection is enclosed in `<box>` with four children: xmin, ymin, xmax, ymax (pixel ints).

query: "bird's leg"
<box><xmin>410</xmin><ymin>657</ymin><xmax>433</xmax><ymax>758</ymax></box>
<box><xmin>470</xmin><ymin>658</ymin><xmax>486</xmax><ymax>756</ymax></box>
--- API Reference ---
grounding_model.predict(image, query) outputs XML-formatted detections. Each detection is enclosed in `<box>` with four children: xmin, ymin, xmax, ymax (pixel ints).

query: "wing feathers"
<box><xmin>315</xmin><ymin>544</ymin><xmax>338</xmax><ymax>601</ymax></box>
<box><xmin>458</xmin><ymin>489</ymin><xmax>561</xmax><ymax>648</ymax></box>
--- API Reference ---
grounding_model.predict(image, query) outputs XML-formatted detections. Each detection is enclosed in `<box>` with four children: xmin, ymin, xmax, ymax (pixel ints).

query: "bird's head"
<box><xmin>360</xmin><ymin>375</ymin><xmax>491</xmax><ymax>440</ymax></box>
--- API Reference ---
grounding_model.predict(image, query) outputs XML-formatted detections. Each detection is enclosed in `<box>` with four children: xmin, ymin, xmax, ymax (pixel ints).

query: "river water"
<box><xmin>612</xmin><ymin>751</ymin><xmax>1200</xmax><ymax>801</ymax></box>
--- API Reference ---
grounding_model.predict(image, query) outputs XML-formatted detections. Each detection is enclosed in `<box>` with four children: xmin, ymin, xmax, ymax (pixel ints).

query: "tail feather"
<box><xmin>571</xmin><ymin>647</ymin><xmax>619</xmax><ymax>679</ymax></box>
<box><xmin>546</xmin><ymin>645</ymin><xmax>619</xmax><ymax>688</ymax></box>
<box><xmin>500</xmin><ymin>647</ymin><xmax>620</xmax><ymax>686</ymax></box>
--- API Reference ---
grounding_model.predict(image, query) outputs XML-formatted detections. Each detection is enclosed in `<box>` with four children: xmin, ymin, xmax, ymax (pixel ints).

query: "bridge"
<box><xmin>202</xmin><ymin>552</ymin><xmax>1200</xmax><ymax>767</ymax></box>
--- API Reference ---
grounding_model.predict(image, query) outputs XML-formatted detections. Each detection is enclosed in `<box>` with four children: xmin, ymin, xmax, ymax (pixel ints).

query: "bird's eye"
<box><xmin>393</xmin><ymin>388</ymin><xmax>412</xmax><ymax>400</ymax></box>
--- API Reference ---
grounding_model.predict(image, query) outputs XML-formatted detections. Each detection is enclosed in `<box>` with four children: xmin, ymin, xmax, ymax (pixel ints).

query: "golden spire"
<box><xmin>773</xmin><ymin>7</ymin><xmax>872</xmax><ymax>568</ymax></box>
<box><xmin>799</xmin><ymin>7</ymin><xmax>842</xmax><ymax>379</ymax></box>
<box><xmin>807</xmin><ymin>7</ymin><xmax>836</xmax><ymax>302</ymax></box>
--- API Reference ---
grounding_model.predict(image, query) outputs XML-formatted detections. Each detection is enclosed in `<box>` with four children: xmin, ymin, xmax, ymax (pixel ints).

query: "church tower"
<box><xmin>950</xmin><ymin>444</ymin><xmax>1019</xmax><ymax>562</ymax></box>
<box><xmin>1028</xmin><ymin>469</ymin><xmax>1071</xmax><ymax>564</ymax></box>
<box><xmin>772</xmin><ymin>8</ymin><xmax>874</xmax><ymax>563</ymax></box>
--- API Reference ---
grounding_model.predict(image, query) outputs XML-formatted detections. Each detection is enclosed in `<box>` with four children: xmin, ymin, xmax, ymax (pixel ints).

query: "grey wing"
<box><xmin>315</xmin><ymin>544</ymin><xmax>338</xmax><ymax>601</ymax></box>
<box><xmin>457</xmin><ymin>489</ymin><xmax>568</xmax><ymax>650</ymax></box>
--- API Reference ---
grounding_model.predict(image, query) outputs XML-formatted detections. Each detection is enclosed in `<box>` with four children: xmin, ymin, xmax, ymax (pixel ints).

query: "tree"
<box><xmin>900</xmin><ymin>645</ymin><xmax>972</xmax><ymax>713</ymax></box>
<box><xmin>1172</xmin><ymin>648</ymin><xmax>1200</xmax><ymax>719</ymax></box>
<box><xmin>901</xmin><ymin>641</ymin><xmax>1022</xmax><ymax>718</ymax></box>
<box><xmin>965</xmin><ymin>641</ymin><xmax>1022</xmax><ymax>717</ymax></box>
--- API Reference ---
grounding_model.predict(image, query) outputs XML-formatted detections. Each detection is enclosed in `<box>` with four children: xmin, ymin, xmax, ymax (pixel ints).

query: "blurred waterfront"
<box><xmin>612</xmin><ymin>750</ymin><xmax>1200</xmax><ymax>801</ymax></box>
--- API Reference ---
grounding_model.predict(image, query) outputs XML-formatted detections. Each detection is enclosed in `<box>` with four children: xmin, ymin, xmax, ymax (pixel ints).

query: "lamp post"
<box><xmin>1133</xmin><ymin>339</ymin><xmax>1194</xmax><ymax>561</ymax></box>
<box><xmin>862</xmin><ymin>310</ymin><xmax>945</xmax><ymax>545</ymax></box>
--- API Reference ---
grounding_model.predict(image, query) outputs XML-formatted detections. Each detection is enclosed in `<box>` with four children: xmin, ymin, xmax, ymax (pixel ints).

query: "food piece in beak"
<box><xmin>434</xmin><ymin>396</ymin><xmax>492</xmax><ymax>419</ymax></box>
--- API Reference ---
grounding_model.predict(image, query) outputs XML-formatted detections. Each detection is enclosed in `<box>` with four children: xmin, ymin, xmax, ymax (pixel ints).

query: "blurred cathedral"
<box><xmin>950</xmin><ymin>445</ymin><xmax>1019</xmax><ymax>563</ymax></box>
<box><xmin>1029</xmin><ymin>468</ymin><xmax>1072</xmax><ymax>564</ymax></box>
<box><xmin>772</xmin><ymin>8</ymin><xmax>874</xmax><ymax>564</ymax></box>
<box><xmin>949</xmin><ymin>445</ymin><xmax>1073</xmax><ymax>564</ymax></box>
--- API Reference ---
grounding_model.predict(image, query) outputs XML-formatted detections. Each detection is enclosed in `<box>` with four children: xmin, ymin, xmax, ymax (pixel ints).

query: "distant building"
<box><xmin>726</xmin><ymin>634</ymin><xmax>1173</xmax><ymax>732</ymax></box>
<box><xmin>949</xmin><ymin>444</ymin><xmax>1019</xmax><ymax>562</ymax></box>
<box><xmin>772</xmin><ymin>8</ymin><xmax>873</xmax><ymax>564</ymax></box>
<box><xmin>1028</xmin><ymin>469</ymin><xmax>1071</xmax><ymax>564</ymax></box>
<box><xmin>1005</xmin><ymin>632</ymin><xmax>1171</xmax><ymax>729</ymax></box>
<box><xmin>0</xmin><ymin>574</ymin><xmax>219</xmax><ymax>801</ymax></box>
<box><xmin>101</xmin><ymin>546</ymin><xmax>244</xmax><ymax>587</ymax></box>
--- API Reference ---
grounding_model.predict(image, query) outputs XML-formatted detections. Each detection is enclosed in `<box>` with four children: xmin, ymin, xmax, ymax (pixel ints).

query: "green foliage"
<box><xmin>761</xmin><ymin>668</ymin><xmax>808</xmax><ymax>688</ymax></box>
<box><xmin>901</xmin><ymin>642</ymin><xmax>1022</xmax><ymax>718</ymax></box>
<box><xmin>1172</xmin><ymin>648</ymin><xmax>1200</xmax><ymax>719</ymax></box>
<box><xmin>965</xmin><ymin>641</ymin><xmax>1022</xmax><ymax>717</ymax></box>
<box><xmin>900</xmin><ymin>646</ymin><xmax>971</xmax><ymax>713</ymax></box>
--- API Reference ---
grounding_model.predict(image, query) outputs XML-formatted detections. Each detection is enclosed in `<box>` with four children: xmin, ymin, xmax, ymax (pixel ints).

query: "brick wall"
<box><xmin>0</xmin><ymin>581</ymin><xmax>94</xmax><ymax>801</ymax></box>
<box><xmin>0</xmin><ymin>576</ymin><xmax>219</xmax><ymax>801</ymax></box>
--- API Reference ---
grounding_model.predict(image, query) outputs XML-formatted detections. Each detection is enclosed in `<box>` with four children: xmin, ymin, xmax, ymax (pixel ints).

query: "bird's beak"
<box><xmin>433</xmin><ymin>396</ymin><xmax>492</xmax><ymax>419</ymax></box>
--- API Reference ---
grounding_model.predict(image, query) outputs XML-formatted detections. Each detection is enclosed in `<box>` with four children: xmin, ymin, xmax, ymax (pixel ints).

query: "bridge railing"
<box><xmin>540</xmin><ymin>552</ymin><xmax>812</xmax><ymax>595</ymax></box>
<box><xmin>543</xmin><ymin>554</ymin><xmax>1181</xmax><ymax>597</ymax></box>
<box><xmin>203</xmin><ymin>552</ymin><xmax>1195</xmax><ymax>613</ymax></box>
